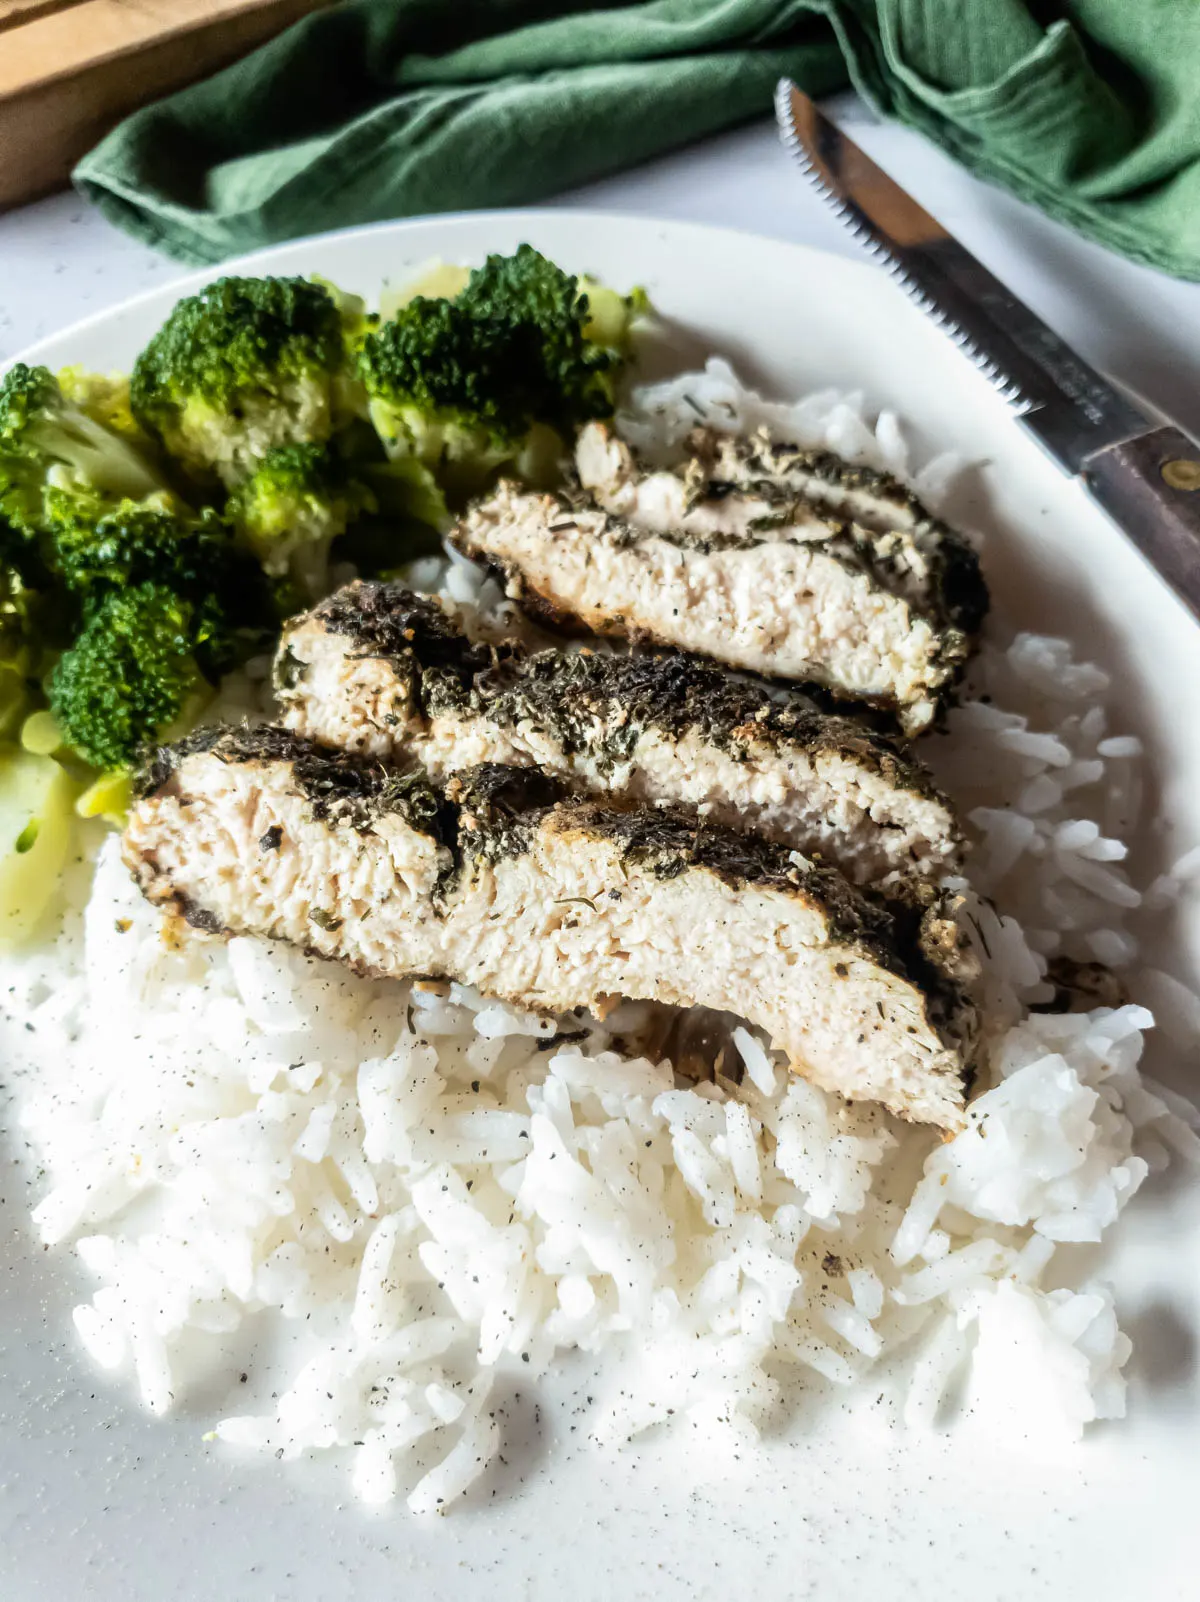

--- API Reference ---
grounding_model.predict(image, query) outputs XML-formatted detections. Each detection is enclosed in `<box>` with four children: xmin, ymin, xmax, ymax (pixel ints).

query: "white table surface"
<box><xmin>4</xmin><ymin>97</ymin><xmax>1200</xmax><ymax>440</ymax></box>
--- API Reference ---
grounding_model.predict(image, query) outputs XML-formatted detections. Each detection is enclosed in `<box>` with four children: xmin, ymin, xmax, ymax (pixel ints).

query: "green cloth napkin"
<box><xmin>73</xmin><ymin>0</ymin><xmax>1200</xmax><ymax>278</ymax></box>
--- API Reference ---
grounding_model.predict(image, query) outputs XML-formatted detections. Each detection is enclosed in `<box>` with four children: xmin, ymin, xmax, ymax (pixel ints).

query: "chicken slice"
<box><xmin>277</xmin><ymin>581</ymin><xmax>963</xmax><ymax>891</ymax></box>
<box><xmin>452</xmin><ymin>424</ymin><xmax>986</xmax><ymax>734</ymax></box>
<box><xmin>124</xmin><ymin>729</ymin><xmax>979</xmax><ymax>1128</ymax></box>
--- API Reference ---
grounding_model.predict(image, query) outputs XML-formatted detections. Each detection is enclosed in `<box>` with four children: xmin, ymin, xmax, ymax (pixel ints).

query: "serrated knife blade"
<box><xmin>776</xmin><ymin>80</ymin><xmax>1200</xmax><ymax>620</ymax></box>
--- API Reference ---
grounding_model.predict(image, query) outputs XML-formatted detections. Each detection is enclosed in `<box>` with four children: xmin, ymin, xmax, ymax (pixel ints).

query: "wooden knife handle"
<box><xmin>1082</xmin><ymin>426</ymin><xmax>1200</xmax><ymax>621</ymax></box>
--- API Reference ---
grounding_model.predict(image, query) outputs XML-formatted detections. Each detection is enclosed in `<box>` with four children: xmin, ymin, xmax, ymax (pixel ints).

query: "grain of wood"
<box><xmin>0</xmin><ymin>0</ymin><xmax>85</xmax><ymax>33</ymax></box>
<box><xmin>0</xmin><ymin>0</ymin><xmax>334</xmax><ymax>210</ymax></box>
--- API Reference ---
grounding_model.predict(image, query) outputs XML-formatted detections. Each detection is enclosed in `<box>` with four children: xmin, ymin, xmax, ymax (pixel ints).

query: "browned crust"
<box><xmin>450</xmin><ymin>492</ymin><xmax>972</xmax><ymax>730</ymax></box>
<box><xmin>131</xmin><ymin>727</ymin><xmax>979</xmax><ymax>1096</ymax></box>
<box><xmin>286</xmin><ymin>581</ymin><xmax>957</xmax><ymax>825</ymax></box>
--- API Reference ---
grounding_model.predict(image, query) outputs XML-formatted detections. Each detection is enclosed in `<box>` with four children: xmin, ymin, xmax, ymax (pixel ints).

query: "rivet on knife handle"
<box><xmin>1082</xmin><ymin>428</ymin><xmax>1200</xmax><ymax>620</ymax></box>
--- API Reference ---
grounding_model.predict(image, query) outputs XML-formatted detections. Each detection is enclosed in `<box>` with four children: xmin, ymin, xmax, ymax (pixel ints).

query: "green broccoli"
<box><xmin>130</xmin><ymin>276</ymin><xmax>369</xmax><ymax>489</ymax></box>
<box><xmin>23</xmin><ymin>493</ymin><xmax>268</xmax><ymax>658</ymax></box>
<box><xmin>0</xmin><ymin>509</ymin><xmax>71</xmax><ymax>711</ymax></box>
<box><xmin>0</xmin><ymin>363</ymin><xmax>166</xmax><ymax>535</ymax></box>
<box><xmin>0</xmin><ymin>556</ymin><xmax>34</xmax><ymax>671</ymax></box>
<box><xmin>6</xmin><ymin>488</ymin><xmax>270</xmax><ymax>771</ymax></box>
<box><xmin>455</xmin><ymin>245</ymin><xmax>628</xmax><ymax>423</ymax></box>
<box><xmin>359</xmin><ymin>455</ymin><xmax>451</xmax><ymax>534</ymax></box>
<box><xmin>0</xmin><ymin>558</ymin><xmax>44</xmax><ymax>738</ymax></box>
<box><xmin>0</xmin><ymin>504</ymin><xmax>54</xmax><ymax>600</ymax></box>
<box><xmin>48</xmin><ymin>583</ymin><xmax>216</xmax><ymax>771</ymax></box>
<box><xmin>358</xmin><ymin>245</ymin><xmax>639</xmax><ymax>490</ymax></box>
<box><xmin>226</xmin><ymin>442</ymin><xmax>450</xmax><ymax>598</ymax></box>
<box><xmin>46</xmin><ymin>497</ymin><xmax>246</xmax><ymax>609</ymax></box>
<box><xmin>57</xmin><ymin>366</ymin><xmax>151</xmax><ymax>447</ymax></box>
<box><xmin>225</xmin><ymin>442</ymin><xmax>373</xmax><ymax>594</ymax></box>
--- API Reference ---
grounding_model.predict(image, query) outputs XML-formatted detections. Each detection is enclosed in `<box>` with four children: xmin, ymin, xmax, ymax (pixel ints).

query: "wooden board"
<box><xmin>0</xmin><ymin>0</ymin><xmax>335</xmax><ymax>212</ymax></box>
<box><xmin>0</xmin><ymin>0</ymin><xmax>83</xmax><ymax>29</ymax></box>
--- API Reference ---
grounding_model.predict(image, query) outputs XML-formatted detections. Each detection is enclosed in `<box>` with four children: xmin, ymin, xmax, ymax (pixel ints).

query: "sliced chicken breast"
<box><xmin>276</xmin><ymin>582</ymin><xmax>963</xmax><ymax>889</ymax></box>
<box><xmin>453</xmin><ymin>425</ymin><xmax>986</xmax><ymax>733</ymax></box>
<box><xmin>124</xmin><ymin>728</ymin><xmax>979</xmax><ymax>1128</ymax></box>
<box><xmin>689</xmin><ymin>427</ymin><xmax>970</xmax><ymax>543</ymax></box>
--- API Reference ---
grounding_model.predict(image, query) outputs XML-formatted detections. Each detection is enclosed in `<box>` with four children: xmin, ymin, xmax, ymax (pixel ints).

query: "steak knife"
<box><xmin>776</xmin><ymin>80</ymin><xmax>1200</xmax><ymax>620</ymax></box>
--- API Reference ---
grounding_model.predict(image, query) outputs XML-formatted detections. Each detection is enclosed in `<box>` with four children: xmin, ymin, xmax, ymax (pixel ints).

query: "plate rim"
<box><xmin>5</xmin><ymin>206</ymin><xmax>886</xmax><ymax>369</ymax></box>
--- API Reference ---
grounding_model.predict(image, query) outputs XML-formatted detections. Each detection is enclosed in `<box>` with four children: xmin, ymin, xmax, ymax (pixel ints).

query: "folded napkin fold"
<box><xmin>74</xmin><ymin>0</ymin><xmax>1200</xmax><ymax>278</ymax></box>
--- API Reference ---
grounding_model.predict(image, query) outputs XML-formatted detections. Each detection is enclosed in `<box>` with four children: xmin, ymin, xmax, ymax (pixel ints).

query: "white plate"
<box><xmin>2</xmin><ymin>211</ymin><xmax>1198</xmax><ymax>1602</ymax></box>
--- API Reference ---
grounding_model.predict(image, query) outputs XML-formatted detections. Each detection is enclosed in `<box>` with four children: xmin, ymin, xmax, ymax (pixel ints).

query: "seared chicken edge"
<box><xmin>277</xmin><ymin>581</ymin><xmax>964</xmax><ymax>889</ymax></box>
<box><xmin>453</xmin><ymin>424</ymin><xmax>987</xmax><ymax>733</ymax></box>
<box><xmin>124</xmin><ymin>727</ymin><xmax>979</xmax><ymax>1129</ymax></box>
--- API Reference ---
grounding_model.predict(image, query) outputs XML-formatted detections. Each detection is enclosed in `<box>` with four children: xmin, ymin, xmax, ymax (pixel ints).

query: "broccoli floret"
<box><xmin>0</xmin><ymin>504</ymin><xmax>54</xmax><ymax>598</ymax></box>
<box><xmin>130</xmin><ymin>276</ymin><xmax>367</xmax><ymax>489</ymax></box>
<box><xmin>357</xmin><ymin>456</ymin><xmax>450</xmax><ymax>534</ymax></box>
<box><xmin>12</xmin><ymin>491</ymin><xmax>269</xmax><ymax>770</ymax></box>
<box><xmin>227</xmin><ymin>442</ymin><xmax>450</xmax><ymax>598</ymax></box>
<box><xmin>0</xmin><ymin>510</ymin><xmax>73</xmax><ymax>698</ymax></box>
<box><xmin>57</xmin><ymin>367</ymin><xmax>156</xmax><ymax>450</ymax></box>
<box><xmin>455</xmin><ymin>245</ymin><xmax>625</xmax><ymax>422</ymax></box>
<box><xmin>0</xmin><ymin>551</ymin><xmax>53</xmax><ymax>669</ymax></box>
<box><xmin>0</xmin><ymin>553</ymin><xmax>44</xmax><ymax>736</ymax></box>
<box><xmin>225</xmin><ymin>442</ymin><xmax>372</xmax><ymax>594</ymax></box>
<box><xmin>359</xmin><ymin>295</ymin><xmax>515</xmax><ymax>468</ymax></box>
<box><xmin>0</xmin><ymin>363</ymin><xmax>165</xmax><ymax>534</ymax></box>
<box><xmin>24</xmin><ymin>494</ymin><xmax>268</xmax><ymax>658</ymax></box>
<box><xmin>358</xmin><ymin>245</ymin><xmax>637</xmax><ymax>488</ymax></box>
<box><xmin>48</xmin><ymin>583</ymin><xmax>214</xmax><ymax>770</ymax></box>
<box><xmin>0</xmin><ymin>473</ymin><xmax>275</xmax><ymax>771</ymax></box>
<box><xmin>47</xmin><ymin>498</ymin><xmax>242</xmax><ymax>607</ymax></box>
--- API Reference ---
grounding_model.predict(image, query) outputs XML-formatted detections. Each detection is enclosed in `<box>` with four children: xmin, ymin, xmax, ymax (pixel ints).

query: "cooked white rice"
<box><xmin>4</xmin><ymin>359</ymin><xmax>1199</xmax><ymax>1514</ymax></box>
